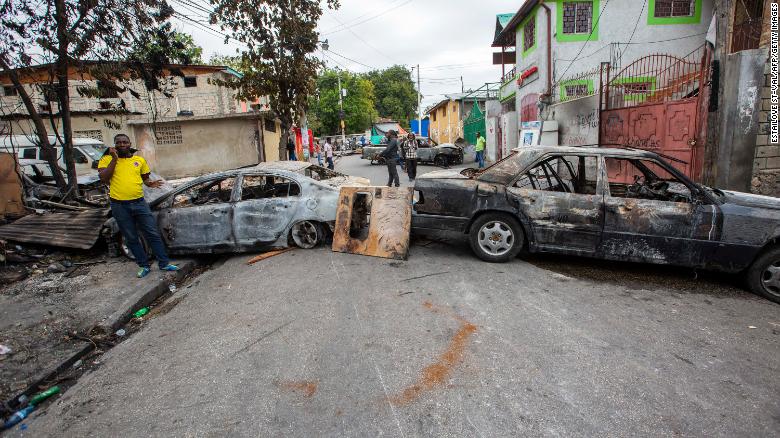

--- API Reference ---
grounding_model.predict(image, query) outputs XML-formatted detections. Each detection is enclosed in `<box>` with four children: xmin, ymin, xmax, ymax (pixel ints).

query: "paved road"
<box><xmin>19</xmin><ymin>242</ymin><xmax>780</xmax><ymax>437</ymax></box>
<box><xmin>330</xmin><ymin>154</ymin><xmax>472</xmax><ymax>187</ymax></box>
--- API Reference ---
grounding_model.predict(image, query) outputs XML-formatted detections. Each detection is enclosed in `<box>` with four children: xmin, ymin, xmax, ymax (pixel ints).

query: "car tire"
<box><xmin>746</xmin><ymin>246</ymin><xmax>780</xmax><ymax>304</ymax></box>
<box><xmin>290</xmin><ymin>220</ymin><xmax>322</xmax><ymax>249</ymax></box>
<box><xmin>468</xmin><ymin>213</ymin><xmax>524</xmax><ymax>263</ymax></box>
<box><xmin>117</xmin><ymin>232</ymin><xmax>151</xmax><ymax>261</ymax></box>
<box><xmin>434</xmin><ymin>155</ymin><xmax>447</xmax><ymax>167</ymax></box>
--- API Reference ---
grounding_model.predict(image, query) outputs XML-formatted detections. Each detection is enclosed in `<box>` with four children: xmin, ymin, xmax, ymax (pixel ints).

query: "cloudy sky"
<box><xmin>170</xmin><ymin>0</ymin><xmax>518</xmax><ymax>110</ymax></box>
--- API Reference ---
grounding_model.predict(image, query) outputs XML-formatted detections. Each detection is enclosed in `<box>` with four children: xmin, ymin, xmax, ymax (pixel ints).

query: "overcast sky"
<box><xmin>170</xmin><ymin>0</ymin><xmax>518</xmax><ymax>111</ymax></box>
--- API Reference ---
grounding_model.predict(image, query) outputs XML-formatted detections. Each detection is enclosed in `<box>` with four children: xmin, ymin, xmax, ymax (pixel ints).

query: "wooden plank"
<box><xmin>246</xmin><ymin>247</ymin><xmax>294</xmax><ymax>265</ymax></box>
<box><xmin>331</xmin><ymin>186</ymin><xmax>413</xmax><ymax>260</ymax></box>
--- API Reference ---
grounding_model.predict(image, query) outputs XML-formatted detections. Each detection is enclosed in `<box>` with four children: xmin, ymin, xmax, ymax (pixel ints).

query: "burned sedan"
<box><xmin>107</xmin><ymin>162</ymin><xmax>369</xmax><ymax>256</ymax></box>
<box><xmin>413</xmin><ymin>146</ymin><xmax>780</xmax><ymax>304</ymax></box>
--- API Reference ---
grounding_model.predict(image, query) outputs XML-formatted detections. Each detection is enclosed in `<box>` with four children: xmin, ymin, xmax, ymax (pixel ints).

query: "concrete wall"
<box><xmin>131</xmin><ymin>117</ymin><xmax>260</xmax><ymax>179</ymax></box>
<box><xmin>715</xmin><ymin>48</ymin><xmax>767</xmax><ymax>191</ymax></box>
<box><xmin>750</xmin><ymin>55</ymin><xmax>778</xmax><ymax>195</ymax></box>
<box><xmin>546</xmin><ymin>94</ymin><xmax>600</xmax><ymax>146</ymax></box>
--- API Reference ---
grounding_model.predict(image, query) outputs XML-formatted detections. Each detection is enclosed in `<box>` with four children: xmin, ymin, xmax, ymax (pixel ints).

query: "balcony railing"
<box><xmin>501</xmin><ymin>66</ymin><xmax>517</xmax><ymax>84</ymax></box>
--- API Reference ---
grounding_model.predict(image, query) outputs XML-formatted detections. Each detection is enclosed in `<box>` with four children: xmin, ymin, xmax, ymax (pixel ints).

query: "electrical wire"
<box><xmin>325</xmin><ymin>48</ymin><xmax>375</xmax><ymax>70</ymax></box>
<box><xmin>319</xmin><ymin>0</ymin><xmax>407</xmax><ymax>34</ymax></box>
<box><xmin>325</xmin><ymin>11</ymin><xmax>398</xmax><ymax>64</ymax></box>
<box><xmin>322</xmin><ymin>0</ymin><xmax>414</xmax><ymax>36</ymax></box>
<box><xmin>619</xmin><ymin>0</ymin><xmax>647</xmax><ymax>61</ymax></box>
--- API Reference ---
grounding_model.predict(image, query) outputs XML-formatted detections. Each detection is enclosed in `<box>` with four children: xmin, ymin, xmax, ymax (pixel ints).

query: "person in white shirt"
<box><xmin>324</xmin><ymin>138</ymin><xmax>334</xmax><ymax>170</ymax></box>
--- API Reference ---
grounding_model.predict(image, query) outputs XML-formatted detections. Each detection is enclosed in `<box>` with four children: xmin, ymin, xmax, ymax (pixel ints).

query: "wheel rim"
<box><xmin>760</xmin><ymin>261</ymin><xmax>780</xmax><ymax>297</ymax></box>
<box><xmin>292</xmin><ymin>221</ymin><xmax>319</xmax><ymax>249</ymax></box>
<box><xmin>477</xmin><ymin>221</ymin><xmax>514</xmax><ymax>256</ymax></box>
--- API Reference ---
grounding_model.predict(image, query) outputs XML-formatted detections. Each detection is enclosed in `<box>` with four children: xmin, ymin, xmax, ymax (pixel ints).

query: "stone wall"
<box><xmin>750</xmin><ymin>57</ymin><xmax>780</xmax><ymax>195</ymax></box>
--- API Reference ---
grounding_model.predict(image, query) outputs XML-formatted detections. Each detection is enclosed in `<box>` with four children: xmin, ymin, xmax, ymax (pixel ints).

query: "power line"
<box><xmin>325</xmin><ymin>11</ymin><xmax>398</xmax><ymax>64</ymax></box>
<box><xmin>619</xmin><ymin>0</ymin><xmax>647</xmax><ymax>61</ymax></box>
<box><xmin>320</xmin><ymin>0</ymin><xmax>408</xmax><ymax>34</ymax></box>
<box><xmin>325</xmin><ymin>48</ymin><xmax>375</xmax><ymax>70</ymax></box>
<box><xmin>322</xmin><ymin>0</ymin><xmax>414</xmax><ymax>36</ymax></box>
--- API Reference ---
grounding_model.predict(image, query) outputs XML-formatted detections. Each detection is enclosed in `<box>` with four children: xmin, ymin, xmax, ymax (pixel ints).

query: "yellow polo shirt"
<box><xmin>98</xmin><ymin>155</ymin><xmax>150</xmax><ymax>201</ymax></box>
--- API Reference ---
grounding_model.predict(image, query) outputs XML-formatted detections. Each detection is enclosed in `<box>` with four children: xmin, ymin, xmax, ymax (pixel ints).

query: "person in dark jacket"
<box><xmin>379</xmin><ymin>130</ymin><xmax>400</xmax><ymax>187</ymax></box>
<box><xmin>287</xmin><ymin>135</ymin><xmax>297</xmax><ymax>161</ymax></box>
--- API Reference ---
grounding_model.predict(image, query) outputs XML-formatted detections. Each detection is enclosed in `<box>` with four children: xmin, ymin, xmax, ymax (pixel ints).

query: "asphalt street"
<box><xmin>14</xmin><ymin>155</ymin><xmax>780</xmax><ymax>437</ymax></box>
<box><xmin>329</xmin><ymin>153</ymin><xmax>471</xmax><ymax>187</ymax></box>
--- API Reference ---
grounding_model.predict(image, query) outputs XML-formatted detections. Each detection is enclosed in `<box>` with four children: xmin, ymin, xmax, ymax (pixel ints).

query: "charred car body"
<box><xmin>413</xmin><ymin>146</ymin><xmax>780</xmax><ymax>304</ymax></box>
<box><xmin>362</xmin><ymin>141</ymin><xmax>463</xmax><ymax>167</ymax></box>
<box><xmin>106</xmin><ymin>162</ymin><xmax>369</xmax><ymax>256</ymax></box>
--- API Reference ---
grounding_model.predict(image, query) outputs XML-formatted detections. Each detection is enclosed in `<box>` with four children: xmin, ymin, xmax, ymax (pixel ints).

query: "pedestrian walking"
<box><xmin>380</xmin><ymin>130</ymin><xmax>400</xmax><ymax>187</ymax></box>
<box><xmin>402</xmin><ymin>132</ymin><xmax>419</xmax><ymax>181</ymax></box>
<box><xmin>287</xmin><ymin>134</ymin><xmax>297</xmax><ymax>161</ymax></box>
<box><xmin>98</xmin><ymin>134</ymin><xmax>179</xmax><ymax>278</ymax></box>
<box><xmin>315</xmin><ymin>140</ymin><xmax>323</xmax><ymax>166</ymax></box>
<box><xmin>324</xmin><ymin>137</ymin><xmax>335</xmax><ymax>170</ymax></box>
<box><xmin>475</xmin><ymin>131</ymin><xmax>486</xmax><ymax>168</ymax></box>
<box><xmin>360</xmin><ymin>135</ymin><xmax>366</xmax><ymax>147</ymax></box>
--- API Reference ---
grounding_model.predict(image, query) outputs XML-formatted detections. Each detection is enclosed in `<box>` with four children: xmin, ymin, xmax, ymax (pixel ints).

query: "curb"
<box><xmin>2</xmin><ymin>258</ymin><xmax>203</xmax><ymax>416</ymax></box>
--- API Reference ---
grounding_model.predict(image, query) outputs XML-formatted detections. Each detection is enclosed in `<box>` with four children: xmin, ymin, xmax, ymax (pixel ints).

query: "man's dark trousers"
<box><xmin>386</xmin><ymin>157</ymin><xmax>400</xmax><ymax>187</ymax></box>
<box><xmin>405</xmin><ymin>158</ymin><xmax>417</xmax><ymax>180</ymax></box>
<box><xmin>110</xmin><ymin>198</ymin><xmax>171</xmax><ymax>269</ymax></box>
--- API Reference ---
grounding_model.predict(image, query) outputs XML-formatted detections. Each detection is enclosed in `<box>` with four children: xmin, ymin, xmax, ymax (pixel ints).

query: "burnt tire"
<box><xmin>434</xmin><ymin>155</ymin><xmax>447</xmax><ymax>167</ymax></box>
<box><xmin>117</xmin><ymin>232</ymin><xmax>151</xmax><ymax>261</ymax></box>
<box><xmin>290</xmin><ymin>220</ymin><xmax>322</xmax><ymax>249</ymax></box>
<box><xmin>746</xmin><ymin>246</ymin><xmax>780</xmax><ymax>304</ymax></box>
<box><xmin>468</xmin><ymin>213</ymin><xmax>524</xmax><ymax>263</ymax></box>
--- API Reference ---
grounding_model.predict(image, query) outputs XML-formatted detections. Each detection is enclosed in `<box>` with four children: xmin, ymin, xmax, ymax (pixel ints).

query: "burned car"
<box><xmin>413</xmin><ymin>146</ymin><xmax>780</xmax><ymax>304</ymax></box>
<box><xmin>19</xmin><ymin>159</ymin><xmax>108</xmax><ymax>206</ymax></box>
<box><xmin>106</xmin><ymin>161</ymin><xmax>369</xmax><ymax>257</ymax></box>
<box><xmin>416</xmin><ymin>143</ymin><xmax>464</xmax><ymax>166</ymax></box>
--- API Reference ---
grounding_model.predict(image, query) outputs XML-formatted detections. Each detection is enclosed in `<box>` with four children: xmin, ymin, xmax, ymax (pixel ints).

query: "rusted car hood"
<box><xmin>722</xmin><ymin>190</ymin><xmax>780</xmax><ymax>210</ymax></box>
<box><xmin>417</xmin><ymin>169</ymin><xmax>469</xmax><ymax>180</ymax></box>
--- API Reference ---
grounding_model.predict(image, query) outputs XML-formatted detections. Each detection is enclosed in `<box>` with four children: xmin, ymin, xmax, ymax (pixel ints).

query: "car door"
<box><xmin>156</xmin><ymin>176</ymin><xmax>237</xmax><ymax>252</ymax></box>
<box><xmin>506</xmin><ymin>153</ymin><xmax>604</xmax><ymax>255</ymax></box>
<box><xmin>232</xmin><ymin>173</ymin><xmax>304</xmax><ymax>248</ymax></box>
<box><xmin>599</xmin><ymin>156</ymin><xmax>719</xmax><ymax>266</ymax></box>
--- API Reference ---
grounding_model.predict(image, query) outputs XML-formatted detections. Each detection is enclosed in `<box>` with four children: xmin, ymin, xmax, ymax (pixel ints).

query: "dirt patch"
<box><xmin>389</xmin><ymin>302</ymin><xmax>477</xmax><ymax>406</ymax></box>
<box><xmin>278</xmin><ymin>380</ymin><xmax>318</xmax><ymax>398</ymax></box>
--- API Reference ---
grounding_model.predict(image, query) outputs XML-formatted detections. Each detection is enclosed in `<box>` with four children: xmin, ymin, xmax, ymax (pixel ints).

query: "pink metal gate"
<box><xmin>599</xmin><ymin>45</ymin><xmax>712</xmax><ymax>182</ymax></box>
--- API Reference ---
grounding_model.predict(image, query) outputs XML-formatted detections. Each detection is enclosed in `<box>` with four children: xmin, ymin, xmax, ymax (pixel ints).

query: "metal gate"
<box><xmin>599</xmin><ymin>45</ymin><xmax>711</xmax><ymax>182</ymax></box>
<box><xmin>463</xmin><ymin>99</ymin><xmax>485</xmax><ymax>145</ymax></box>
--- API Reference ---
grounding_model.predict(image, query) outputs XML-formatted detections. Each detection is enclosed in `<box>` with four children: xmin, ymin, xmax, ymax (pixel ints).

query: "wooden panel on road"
<box><xmin>332</xmin><ymin>186</ymin><xmax>412</xmax><ymax>260</ymax></box>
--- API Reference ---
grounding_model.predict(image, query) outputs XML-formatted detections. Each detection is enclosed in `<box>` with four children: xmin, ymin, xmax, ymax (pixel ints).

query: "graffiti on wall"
<box><xmin>561</xmin><ymin>108</ymin><xmax>599</xmax><ymax>146</ymax></box>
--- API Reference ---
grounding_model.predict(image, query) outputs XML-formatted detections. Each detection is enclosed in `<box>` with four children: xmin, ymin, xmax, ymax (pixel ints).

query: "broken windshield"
<box><xmin>474</xmin><ymin>150</ymin><xmax>541</xmax><ymax>185</ymax></box>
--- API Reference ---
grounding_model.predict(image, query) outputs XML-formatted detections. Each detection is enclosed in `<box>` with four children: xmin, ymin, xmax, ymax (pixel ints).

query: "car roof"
<box><xmin>0</xmin><ymin>135</ymin><xmax>106</xmax><ymax>148</ymax></box>
<box><xmin>513</xmin><ymin>145</ymin><xmax>662</xmax><ymax>159</ymax></box>
<box><xmin>252</xmin><ymin>161</ymin><xmax>311</xmax><ymax>172</ymax></box>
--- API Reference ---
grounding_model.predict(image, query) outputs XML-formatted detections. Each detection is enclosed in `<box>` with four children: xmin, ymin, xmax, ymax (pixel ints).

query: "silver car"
<box><xmin>108</xmin><ymin>162</ymin><xmax>369</xmax><ymax>256</ymax></box>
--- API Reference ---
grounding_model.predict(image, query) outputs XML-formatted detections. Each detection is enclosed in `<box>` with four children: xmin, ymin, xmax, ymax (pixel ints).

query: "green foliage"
<box><xmin>207</xmin><ymin>54</ymin><xmax>245</xmax><ymax>72</ymax></box>
<box><xmin>365</xmin><ymin>65</ymin><xmax>418</xmax><ymax>129</ymax></box>
<box><xmin>308</xmin><ymin>69</ymin><xmax>377</xmax><ymax>136</ymax></box>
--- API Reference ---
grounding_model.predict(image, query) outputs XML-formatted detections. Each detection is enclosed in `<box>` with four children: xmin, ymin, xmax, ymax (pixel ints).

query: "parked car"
<box><xmin>416</xmin><ymin>143</ymin><xmax>464</xmax><ymax>166</ymax></box>
<box><xmin>412</xmin><ymin>146</ymin><xmax>780</xmax><ymax>304</ymax></box>
<box><xmin>1</xmin><ymin>135</ymin><xmax>108</xmax><ymax>176</ymax></box>
<box><xmin>106</xmin><ymin>161</ymin><xmax>369</xmax><ymax>257</ymax></box>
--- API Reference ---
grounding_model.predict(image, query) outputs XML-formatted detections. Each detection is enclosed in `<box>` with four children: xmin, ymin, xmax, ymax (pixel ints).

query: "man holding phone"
<box><xmin>98</xmin><ymin>134</ymin><xmax>179</xmax><ymax>278</ymax></box>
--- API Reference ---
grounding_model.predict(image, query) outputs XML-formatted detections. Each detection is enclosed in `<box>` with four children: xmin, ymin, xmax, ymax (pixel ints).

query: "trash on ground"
<box><xmin>0</xmin><ymin>208</ymin><xmax>110</xmax><ymax>249</ymax></box>
<box><xmin>0</xmin><ymin>344</ymin><xmax>11</xmax><ymax>355</ymax></box>
<box><xmin>748</xmin><ymin>326</ymin><xmax>757</xmax><ymax>329</ymax></box>
<box><xmin>115</xmin><ymin>329</ymin><xmax>126</xmax><ymax>337</ymax></box>
<box><xmin>132</xmin><ymin>307</ymin><xmax>149</xmax><ymax>318</ymax></box>
<box><xmin>246</xmin><ymin>248</ymin><xmax>294</xmax><ymax>265</ymax></box>
<box><xmin>29</xmin><ymin>386</ymin><xmax>60</xmax><ymax>406</ymax></box>
<box><xmin>332</xmin><ymin>186</ymin><xmax>413</xmax><ymax>260</ymax></box>
<box><xmin>2</xmin><ymin>405</ymin><xmax>34</xmax><ymax>430</ymax></box>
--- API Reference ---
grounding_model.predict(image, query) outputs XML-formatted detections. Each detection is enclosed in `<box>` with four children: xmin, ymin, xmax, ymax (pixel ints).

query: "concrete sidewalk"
<box><xmin>0</xmin><ymin>257</ymin><xmax>199</xmax><ymax>411</ymax></box>
<box><xmin>13</xmin><ymin>243</ymin><xmax>780</xmax><ymax>437</ymax></box>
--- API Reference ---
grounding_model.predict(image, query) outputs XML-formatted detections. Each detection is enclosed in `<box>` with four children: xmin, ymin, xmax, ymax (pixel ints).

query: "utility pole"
<box><xmin>461</xmin><ymin>76</ymin><xmax>464</xmax><ymax>93</ymax></box>
<box><xmin>416</xmin><ymin>64</ymin><xmax>422</xmax><ymax>137</ymax></box>
<box><xmin>337</xmin><ymin>71</ymin><xmax>346</xmax><ymax>148</ymax></box>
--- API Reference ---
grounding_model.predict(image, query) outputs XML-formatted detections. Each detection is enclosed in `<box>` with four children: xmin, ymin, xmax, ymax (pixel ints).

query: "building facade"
<box><xmin>0</xmin><ymin>64</ymin><xmax>281</xmax><ymax>178</ymax></box>
<box><xmin>426</xmin><ymin>95</ymin><xmax>486</xmax><ymax>144</ymax></box>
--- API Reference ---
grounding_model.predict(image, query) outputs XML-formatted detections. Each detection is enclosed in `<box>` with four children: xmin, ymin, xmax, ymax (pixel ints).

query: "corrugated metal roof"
<box><xmin>0</xmin><ymin>208</ymin><xmax>110</xmax><ymax>249</ymax></box>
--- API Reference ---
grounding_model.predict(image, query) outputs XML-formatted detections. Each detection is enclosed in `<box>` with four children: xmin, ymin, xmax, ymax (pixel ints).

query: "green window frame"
<box><xmin>557</xmin><ymin>0</ymin><xmax>600</xmax><ymax>43</ymax></box>
<box><xmin>647</xmin><ymin>0</ymin><xmax>702</xmax><ymax>25</ymax></box>
<box><xmin>518</xmin><ymin>7</ymin><xmax>538</xmax><ymax>58</ymax></box>
<box><xmin>613</xmin><ymin>77</ymin><xmax>657</xmax><ymax>103</ymax></box>
<box><xmin>559</xmin><ymin>79</ymin><xmax>595</xmax><ymax>101</ymax></box>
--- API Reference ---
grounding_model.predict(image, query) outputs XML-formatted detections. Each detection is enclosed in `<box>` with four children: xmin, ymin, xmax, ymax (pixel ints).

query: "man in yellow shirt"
<box><xmin>98</xmin><ymin>134</ymin><xmax>178</xmax><ymax>278</ymax></box>
<box><xmin>475</xmin><ymin>131</ymin><xmax>486</xmax><ymax>168</ymax></box>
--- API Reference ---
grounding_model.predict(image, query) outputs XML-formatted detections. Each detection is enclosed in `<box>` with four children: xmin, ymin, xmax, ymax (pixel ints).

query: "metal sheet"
<box><xmin>0</xmin><ymin>208</ymin><xmax>110</xmax><ymax>249</ymax></box>
<box><xmin>332</xmin><ymin>186</ymin><xmax>412</xmax><ymax>260</ymax></box>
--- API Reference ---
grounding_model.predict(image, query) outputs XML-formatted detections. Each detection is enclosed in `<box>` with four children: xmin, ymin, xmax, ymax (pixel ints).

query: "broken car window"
<box><xmin>477</xmin><ymin>150</ymin><xmax>541</xmax><ymax>185</ymax></box>
<box><xmin>172</xmin><ymin>177</ymin><xmax>236</xmax><ymax>208</ymax></box>
<box><xmin>303</xmin><ymin>165</ymin><xmax>340</xmax><ymax>181</ymax></box>
<box><xmin>241</xmin><ymin>174</ymin><xmax>301</xmax><ymax>200</ymax></box>
<box><xmin>513</xmin><ymin>155</ymin><xmax>598</xmax><ymax>195</ymax></box>
<box><xmin>605</xmin><ymin>158</ymin><xmax>692</xmax><ymax>202</ymax></box>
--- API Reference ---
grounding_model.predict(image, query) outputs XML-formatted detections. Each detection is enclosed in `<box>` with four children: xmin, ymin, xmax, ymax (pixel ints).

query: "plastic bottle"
<box><xmin>133</xmin><ymin>307</ymin><xmax>149</xmax><ymax>318</ymax></box>
<box><xmin>2</xmin><ymin>406</ymin><xmax>34</xmax><ymax>429</ymax></box>
<box><xmin>29</xmin><ymin>386</ymin><xmax>60</xmax><ymax>405</ymax></box>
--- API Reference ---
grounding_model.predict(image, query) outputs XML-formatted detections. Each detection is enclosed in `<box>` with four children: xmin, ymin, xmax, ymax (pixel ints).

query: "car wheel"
<box><xmin>746</xmin><ymin>247</ymin><xmax>780</xmax><ymax>304</ymax></box>
<box><xmin>291</xmin><ymin>220</ymin><xmax>321</xmax><ymax>249</ymax></box>
<box><xmin>468</xmin><ymin>213</ymin><xmax>524</xmax><ymax>263</ymax></box>
<box><xmin>434</xmin><ymin>155</ymin><xmax>447</xmax><ymax>167</ymax></box>
<box><xmin>117</xmin><ymin>232</ymin><xmax>151</xmax><ymax>261</ymax></box>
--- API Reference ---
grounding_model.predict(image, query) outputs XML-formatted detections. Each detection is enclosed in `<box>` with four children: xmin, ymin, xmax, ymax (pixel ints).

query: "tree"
<box><xmin>365</xmin><ymin>65</ymin><xmax>418</xmax><ymax>129</ymax></box>
<box><xmin>134</xmin><ymin>30</ymin><xmax>203</xmax><ymax>65</ymax></box>
<box><xmin>0</xmin><ymin>0</ymin><xmax>179</xmax><ymax>195</ymax></box>
<box><xmin>308</xmin><ymin>69</ymin><xmax>377</xmax><ymax>136</ymax></box>
<box><xmin>207</xmin><ymin>54</ymin><xmax>245</xmax><ymax>72</ymax></box>
<box><xmin>208</xmin><ymin>0</ymin><xmax>339</xmax><ymax>160</ymax></box>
